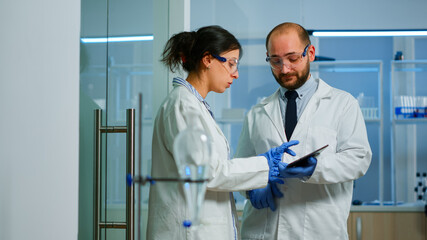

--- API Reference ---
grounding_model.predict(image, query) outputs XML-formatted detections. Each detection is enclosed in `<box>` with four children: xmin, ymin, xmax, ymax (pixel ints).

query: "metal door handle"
<box><xmin>94</xmin><ymin>109</ymin><xmax>135</xmax><ymax>240</ymax></box>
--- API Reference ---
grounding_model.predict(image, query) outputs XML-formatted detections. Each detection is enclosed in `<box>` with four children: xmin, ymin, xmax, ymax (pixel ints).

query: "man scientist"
<box><xmin>235</xmin><ymin>22</ymin><xmax>372</xmax><ymax>240</ymax></box>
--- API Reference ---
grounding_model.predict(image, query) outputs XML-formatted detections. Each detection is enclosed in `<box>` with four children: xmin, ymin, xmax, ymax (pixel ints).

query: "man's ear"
<box><xmin>308</xmin><ymin>45</ymin><xmax>316</xmax><ymax>62</ymax></box>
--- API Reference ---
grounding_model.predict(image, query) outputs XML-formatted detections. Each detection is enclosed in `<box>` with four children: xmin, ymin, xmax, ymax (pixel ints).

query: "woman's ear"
<box><xmin>201</xmin><ymin>52</ymin><xmax>213</xmax><ymax>69</ymax></box>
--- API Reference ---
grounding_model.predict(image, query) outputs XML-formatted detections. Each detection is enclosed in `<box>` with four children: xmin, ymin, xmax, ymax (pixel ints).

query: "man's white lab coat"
<box><xmin>236</xmin><ymin>78</ymin><xmax>372</xmax><ymax>240</ymax></box>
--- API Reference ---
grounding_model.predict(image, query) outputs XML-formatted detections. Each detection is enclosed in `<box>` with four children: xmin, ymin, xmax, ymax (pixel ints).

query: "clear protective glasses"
<box><xmin>266</xmin><ymin>44</ymin><xmax>310</xmax><ymax>70</ymax></box>
<box><xmin>211</xmin><ymin>54</ymin><xmax>239</xmax><ymax>74</ymax></box>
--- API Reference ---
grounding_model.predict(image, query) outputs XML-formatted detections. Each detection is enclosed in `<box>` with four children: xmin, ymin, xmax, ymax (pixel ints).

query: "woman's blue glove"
<box><xmin>278</xmin><ymin>156</ymin><xmax>317</xmax><ymax>179</ymax></box>
<box><xmin>259</xmin><ymin>140</ymin><xmax>299</xmax><ymax>183</ymax></box>
<box><xmin>248</xmin><ymin>141</ymin><xmax>299</xmax><ymax>211</ymax></box>
<box><xmin>248</xmin><ymin>183</ymin><xmax>283</xmax><ymax>211</ymax></box>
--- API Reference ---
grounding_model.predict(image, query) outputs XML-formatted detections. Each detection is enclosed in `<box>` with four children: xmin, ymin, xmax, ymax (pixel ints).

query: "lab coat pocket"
<box><xmin>304</xmin><ymin>202</ymin><xmax>347</xmax><ymax>240</ymax></box>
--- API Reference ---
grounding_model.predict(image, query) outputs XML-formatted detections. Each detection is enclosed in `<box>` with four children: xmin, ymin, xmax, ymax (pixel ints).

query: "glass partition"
<box><xmin>79</xmin><ymin>0</ymin><xmax>154</xmax><ymax>239</ymax></box>
<box><xmin>391</xmin><ymin>60</ymin><xmax>427</xmax><ymax>204</ymax></box>
<box><xmin>189</xmin><ymin>2</ymin><xmax>427</xmax><ymax>207</ymax></box>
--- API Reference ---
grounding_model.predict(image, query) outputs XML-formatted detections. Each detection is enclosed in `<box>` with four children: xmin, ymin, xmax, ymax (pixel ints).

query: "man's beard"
<box><xmin>272</xmin><ymin>61</ymin><xmax>310</xmax><ymax>90</ymax></box>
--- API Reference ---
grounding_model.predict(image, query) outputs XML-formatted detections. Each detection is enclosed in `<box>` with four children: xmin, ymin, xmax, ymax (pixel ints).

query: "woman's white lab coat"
<box><xmin>147</xmin><ymin>85</ymin><xmax>269</xmax><ymax>240</ymax></box>
<box><xmin>235</xmin><ymin>79</ymin><xmax>372</xmax><ymax>240</ymax></box>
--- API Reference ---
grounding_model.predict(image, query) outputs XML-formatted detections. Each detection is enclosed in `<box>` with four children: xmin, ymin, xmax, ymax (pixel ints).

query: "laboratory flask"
<box><xmin>173</xmin><ymin>110</ymin><xmax>213</xmax><ymax>228</ymax></box>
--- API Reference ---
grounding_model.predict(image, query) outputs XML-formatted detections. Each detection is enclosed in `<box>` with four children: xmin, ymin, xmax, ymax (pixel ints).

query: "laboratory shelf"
<box><xmin>311</xmin><ymin>60</ymin><xmax>382</xmax><ymax>73</ymax></box>
<box><xmin>350</xmin><ymin>205</ymin><xmax>425</xmax><ymax>213</ymax></box>
<box><xmin>390</xmin><ymin>59</ymin><xmax>427</xmax><ymax>204</ymax></box>
<box><xmin>391</xmin><ymin>60</ymin><xmax>427</xmax><ymax>72</ymax></box>
<box><xmin>311</xmin><ymin>60</ymin><xmax>384</xmax><ymax>205</ymax></box>
<box><xmin>364</xmin><ymin>118</ymin><xmax>381</xmax><ymax>123</ymax></box>
<box><xmin>393</xmin><ymin>118</ymin><xmax>427</xmax><ymax>124</ymax></box>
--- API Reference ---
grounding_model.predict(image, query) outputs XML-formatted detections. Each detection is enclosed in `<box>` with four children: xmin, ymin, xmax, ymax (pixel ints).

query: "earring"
<box><xmin>207</xmin><ymin>66</ymin><xmax>210</xmax><ymax>70</ymax></box>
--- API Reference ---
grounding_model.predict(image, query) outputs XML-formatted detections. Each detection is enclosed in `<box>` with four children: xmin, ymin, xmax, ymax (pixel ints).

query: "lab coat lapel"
<box><xmin>208</xmin><ymin>107</ymin><xmax>231</xmax><ymax>158</ymax></box>
<box><xmin>293</xmin><ymin>79</ymin><xmax>333</xmax><ymax>139</ymax></box>
<box><xmin>262</xmin><ymin>89</ymin><xmax>286</xmax><ymax>143</ymax></box>
<box><xmin>213</xmin><ymin>119</ymin><xmax>230</xmax><ymax>151</ymax></box>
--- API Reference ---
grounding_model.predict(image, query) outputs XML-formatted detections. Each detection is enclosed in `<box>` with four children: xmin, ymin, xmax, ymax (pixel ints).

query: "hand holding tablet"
<box><xmin>287</xmin><ymin>145</ymin><xmax>328</xmax><ymax>168</ymax></box>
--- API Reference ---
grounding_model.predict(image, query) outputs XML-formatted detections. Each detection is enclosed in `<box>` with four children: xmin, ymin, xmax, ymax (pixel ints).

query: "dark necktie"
<box><xmin>285</xmin><ymin>90</ymin><xmax>298</xmax><ymax>141</ymax></box>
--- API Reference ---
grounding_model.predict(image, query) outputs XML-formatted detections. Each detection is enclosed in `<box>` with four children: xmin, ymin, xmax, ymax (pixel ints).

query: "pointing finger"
<box><xmin>285</xmin><ymin>148</ymin><xmax>296</xmax><ymax>156</ymax></box>
<box><xmin>286</xmin><ymin>140</ymin><xmax>299</xmax><ymax>147</ymax></box>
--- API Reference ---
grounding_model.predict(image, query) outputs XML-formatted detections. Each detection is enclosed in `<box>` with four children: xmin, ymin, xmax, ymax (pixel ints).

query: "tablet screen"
<box><xmin>287</xmin><ymin>144</ymin><xmax>328</xmax><ymax>168</ymax></box>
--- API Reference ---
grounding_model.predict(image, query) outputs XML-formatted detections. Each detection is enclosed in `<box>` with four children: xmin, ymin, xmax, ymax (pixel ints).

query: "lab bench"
<box><xmin>236</xmin><ymin>204</ymin><xmax>427</xmax><ymax>240</ymax></box>
<box><xmin>348</xmin><ymin>205</ymin><xmax>426</xmax><ymax>240</ymax></box>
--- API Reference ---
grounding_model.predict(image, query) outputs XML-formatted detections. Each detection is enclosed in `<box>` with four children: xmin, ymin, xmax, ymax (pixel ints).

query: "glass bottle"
<box><xmin>173</xmin><ymin>110</ymin><xmax>212</xmax><ymax>228</ymax></box>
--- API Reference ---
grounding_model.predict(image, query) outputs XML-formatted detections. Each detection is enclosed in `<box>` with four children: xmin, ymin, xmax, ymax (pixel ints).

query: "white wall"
<box><xmin>0</xmin><ymin>0</ymin><xmax>80</xmax><ymax>239</ymax></box>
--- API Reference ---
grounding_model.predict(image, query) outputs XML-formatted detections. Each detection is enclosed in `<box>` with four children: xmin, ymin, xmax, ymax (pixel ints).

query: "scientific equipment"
<box><xmin>127</xmin><ymin>110</ymin><xmax>212</xmax><ymax>231</ymax></box>
<box><xmin>416</xmin><ymin>96</ymin><xmax>427</xmax><ymax>118</ymax></box>
<box><xmin>357</xmin><ymin>93</ymin><xmax>378</xmax><ymax>120</ymax></box>
<box><xmin>395</xmin><ymin>96</ymin><xmax>427</xmax><ymax>118</ymax></box>
<box><xmin>394</xmin><ymin>51</ymin><xmax>404</xmax><ymax>60</ymax></box>
<box><xmin>173</xmin><ymin>111</ymin><xmax>213</xmax><ymax>227</ymax></box>
<box><xmin>414</xmin><ymin>172</ymin><xmax>427</xmax><ymax>202</ymax></box>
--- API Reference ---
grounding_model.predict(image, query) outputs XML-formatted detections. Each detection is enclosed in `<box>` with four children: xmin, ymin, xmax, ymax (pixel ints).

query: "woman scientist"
<box><xmin>146</xmin><ymin>25</ymin><xmax>297</xmax><ymax>240</ymax></box>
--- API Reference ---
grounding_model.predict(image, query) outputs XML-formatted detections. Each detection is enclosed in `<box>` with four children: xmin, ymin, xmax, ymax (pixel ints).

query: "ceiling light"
<box><xmin>309</xmin><ymin>30</ymin><xmax>427</xmax><ymax>37</ymax></box>
<box><xmin>81</xmin><ymin>35</ymin><xmax>154</xmax><ymax>43</ymax></box>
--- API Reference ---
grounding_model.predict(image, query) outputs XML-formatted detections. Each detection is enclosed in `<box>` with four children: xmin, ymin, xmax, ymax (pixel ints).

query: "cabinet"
<box><xmin>311</xmin><ymin>60</ymin><xmax>384</xmax><ymax>203</ymax></box>
<box><xmin>391</xmin><ymin>60</ymin><xmax>427</xmax><ymax>203</ymax></box>
<box><xmin>347</xmin><ymin>209</ymin><xmax>426</xmax><ymax>240</ymax></box>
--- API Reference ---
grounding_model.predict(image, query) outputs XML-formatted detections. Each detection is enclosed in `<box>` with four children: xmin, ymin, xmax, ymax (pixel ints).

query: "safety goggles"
<box><xmin>266</xmin><ymin>44</ymin><xmax>310</xmax><ymax>70</ymax></box>
<box><xmin>212</xmin><ymin>54</ymin><xmax>239</xmax><ymax>74</ymax></box>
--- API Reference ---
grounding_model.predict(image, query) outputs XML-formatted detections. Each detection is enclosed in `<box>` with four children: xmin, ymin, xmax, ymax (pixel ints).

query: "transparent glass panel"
<box><xmin>79</xmin><ymin>0</ymin><xmax>108</xmax><ymax>239</ymax></box>
<box><xmin>100</xmin><ymin>229</ymin><xmax>126</xmax><ymax>240</ymax></box>
<box><xmin>80</xmin><ymin>0</ymin><xmax>154</xmax><ymax>239</ymax></box>
<box><xmin>391</xmin><ymin>61</ymin><xmax>427</xmax><ymax>204</ymax></box>
<box><xmin>311</xmin><ymin>61</ymin><xmax>383</xmax><ymax>204</ymax></box>
<box><xmin>101</xmin><ymin>134</ymin><xmax>126</xmax><ymax>223</ymax></box>
<box><xmin>190</xmin><ymin>4</ymin><xmax>394</xmax><ymax>207</ymax></box>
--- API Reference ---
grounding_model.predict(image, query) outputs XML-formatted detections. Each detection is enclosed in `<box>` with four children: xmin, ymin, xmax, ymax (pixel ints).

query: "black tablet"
<box><xmin>287</xmin><ymin>144</ymin><xmax>329</xmax><ymax>168</ymax></box>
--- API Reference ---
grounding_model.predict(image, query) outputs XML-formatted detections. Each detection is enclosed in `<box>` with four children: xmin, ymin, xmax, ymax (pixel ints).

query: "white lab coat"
<box><xmin>236</xmin><ymin>78</ymin><xmax>372</xmax><ymax>240</ymax></box>
<box><xmin>147</xmin><ymin>85</ymin><xmax>269</xmax><ymax>240</ymax></box>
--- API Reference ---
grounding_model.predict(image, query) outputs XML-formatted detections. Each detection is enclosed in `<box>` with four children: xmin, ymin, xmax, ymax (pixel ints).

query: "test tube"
<box><xmin>395</xmin><ymin>96</ymin><xmax>404</xmax><ymax>118</ymax></box>
<box><xmin>419</xmin><ymin>96</ymin><xmax>427</xmax><ymax>118</ymax></box>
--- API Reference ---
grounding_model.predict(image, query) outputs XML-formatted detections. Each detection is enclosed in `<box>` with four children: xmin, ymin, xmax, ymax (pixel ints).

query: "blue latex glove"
<box><xmin>260</xmin><ymin>140</ymin><xmax>299</xmax><ymax>183</ymax></box>
<box><xmin>248</xmin><ymin>183</ymin><xmax>283</xmax><ymax>211</ymax></box>
<box><xmin>278</xmin><ymin>156</ymin><xmax>317</xmax><ymax>179</ymax></box>
<box><xmin>270</xmin><ymin>182</ymin><xmax>284</xmax><ymax>198</ymax></box>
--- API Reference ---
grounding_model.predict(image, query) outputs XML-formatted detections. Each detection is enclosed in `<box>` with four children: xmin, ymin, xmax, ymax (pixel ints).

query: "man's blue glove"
<box><xmin>248</xmin><ymin>183</ymin><xmax>283</xmax><ymax>211</ymax></box>
<box><xmin>270</xmin><ymin>182</ymin><xmax>284</xmax><ymax>198</ymax></box>
<box><xmin>260</xmin><ymin>140</ymin><xmax>299</xmax><ymax>183</ymax></box>
<box><xmin>278</xmin><ymin>156</ymin><xmax>317</xmax><ymax>179</ymax></box>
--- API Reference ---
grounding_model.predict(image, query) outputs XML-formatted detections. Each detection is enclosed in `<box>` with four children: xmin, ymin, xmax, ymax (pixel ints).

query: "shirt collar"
<box><xmin>172</xmin><ymin>77</ymin><xmax>214</xmax><ymax>118</ymax></box>
<box><xmin>279</xmin><ymin>74</ymin><xmax>315</xmax><ymax>100</ymax></box>
<box><xmin>172</xmin><ymin>77</ymin><xmax>205</xmax><ymax>102</ymax></box>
